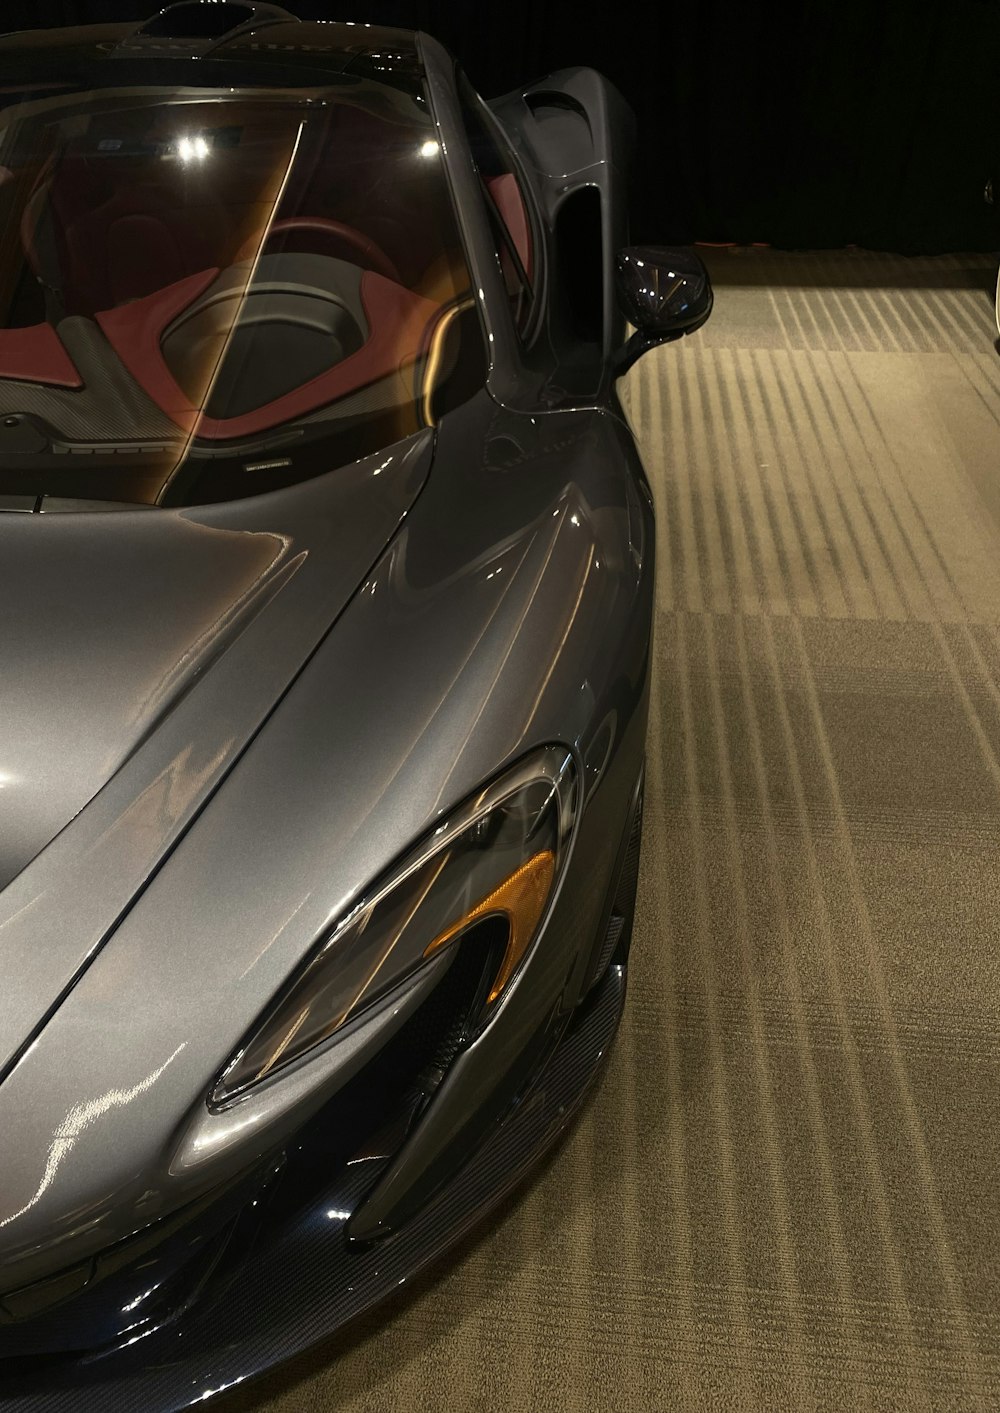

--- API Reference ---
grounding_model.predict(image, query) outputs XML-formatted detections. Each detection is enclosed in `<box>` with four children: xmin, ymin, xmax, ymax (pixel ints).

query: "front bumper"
<box><xmin>0</xmin><ymin>955</ymin><xmax>627</xmax><ymax>1413</ymax></box>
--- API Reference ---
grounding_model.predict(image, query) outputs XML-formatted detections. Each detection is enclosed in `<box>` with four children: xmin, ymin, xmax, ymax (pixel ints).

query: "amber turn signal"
<box><xmin>423</xmin><ymin>849</ymin><xmax>556</xmax><ymax>1002</ymax></box>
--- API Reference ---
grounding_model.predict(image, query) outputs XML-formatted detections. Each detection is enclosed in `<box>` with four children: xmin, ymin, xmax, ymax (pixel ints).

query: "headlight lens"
<box><xmin>212</xmin><ymin>747</ymin><xmax>576</xmax><ymax>1106</ymax></box>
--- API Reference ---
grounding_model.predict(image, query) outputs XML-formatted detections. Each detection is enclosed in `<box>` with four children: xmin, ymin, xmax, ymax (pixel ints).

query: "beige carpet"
<box><xmin>228</xmin><ymin>248</ymin><xmax>1000</xmax><ymax>1412</ymax></box>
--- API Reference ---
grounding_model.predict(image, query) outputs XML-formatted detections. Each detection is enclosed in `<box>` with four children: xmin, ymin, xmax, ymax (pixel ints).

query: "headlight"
<box><xmin>211</xmin><ymin>747</ymin><xmax>577</xmax><ymax>1106</ymax></box>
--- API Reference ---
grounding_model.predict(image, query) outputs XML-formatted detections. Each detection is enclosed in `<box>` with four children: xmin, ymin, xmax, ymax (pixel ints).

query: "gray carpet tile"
<box><xmin>227</xmin><ymin>248</ymin><xmax>1000</xmax><ymax>1413</ymax></box>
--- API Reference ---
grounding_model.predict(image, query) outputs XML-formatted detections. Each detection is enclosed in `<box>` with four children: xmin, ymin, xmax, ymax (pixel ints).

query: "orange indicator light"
<box><xmin>423</xmin><ymin>850</ymin><xmax>556</xmax><ymax>1002</ymax></box>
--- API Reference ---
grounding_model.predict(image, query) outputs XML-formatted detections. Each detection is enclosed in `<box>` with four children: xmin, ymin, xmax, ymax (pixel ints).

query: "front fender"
<box><xmin>0</xmin><ymin>392</ymin><xmax>653</xmax><ymax>1291</ymax></box>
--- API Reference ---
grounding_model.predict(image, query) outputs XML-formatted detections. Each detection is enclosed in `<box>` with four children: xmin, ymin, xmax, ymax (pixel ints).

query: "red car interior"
<box><xmin>22</xmin><ymin>157</ymin><xmax>236</xmax><ymax>315</ymax></box>
<box><xmin>0</xmin><ymin>99</ymin><xmax>468</xmax><ymax>441</ymax></box>
<box><xmin>234</xmin><ymin>217</ymin><xmax>404</xmax><ymax>285</ymax></box>
<box><xmin>0</xmin><ymin>323</ymin><xmax>82</xmax><ymax>388</ymax></box>
<box><xmin>96</xmin><ymin>265</ymin><xmax>441</xmax><ymax>439</ymax></box>
<box><xmin>487</xmin><ymin>173</ymin><xmax>533</xmax><ymax>279</ymax></box>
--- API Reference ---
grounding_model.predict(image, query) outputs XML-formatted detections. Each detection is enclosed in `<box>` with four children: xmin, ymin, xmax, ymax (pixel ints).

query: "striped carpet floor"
<box><xmin>231</xmin><ymin>249</ymin><xmax>1000</xmax><ymax>1412</ymax></box>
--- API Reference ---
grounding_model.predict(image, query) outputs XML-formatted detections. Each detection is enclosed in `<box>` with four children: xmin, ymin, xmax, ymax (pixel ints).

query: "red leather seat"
<box><xmin>22</xmin><ymin>155</ymin><xmax>233</xmax><ymax>315</ymax></box>
<box><xmin>96</xmin><ymin>264</ymin><xmax>441</xmax><ymax>439</ymax></box>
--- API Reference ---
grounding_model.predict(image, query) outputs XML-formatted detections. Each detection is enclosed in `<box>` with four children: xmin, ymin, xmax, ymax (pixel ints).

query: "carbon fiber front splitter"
<box><xmin>0</xmin><ymin>960</ymin><xmax>627</xmax><ymax>1413</ymax></box>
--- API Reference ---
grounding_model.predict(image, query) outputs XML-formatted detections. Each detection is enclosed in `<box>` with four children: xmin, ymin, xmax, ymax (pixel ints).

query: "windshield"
<box><xmin>0</xmin><ymin>73</ymin><xmax>484</xmax><ymax>505</ymax></box>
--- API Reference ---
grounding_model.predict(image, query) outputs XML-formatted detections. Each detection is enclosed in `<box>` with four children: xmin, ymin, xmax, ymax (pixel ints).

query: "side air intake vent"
<box><xmin>137</xmin><ymin>2</ymin><xmax>295</xmax><ymax>41</ymax></box>
<box><xmin>524</xmin><ymin>89</ymin><xmax>590</xmax><ymax>122</ymax></box>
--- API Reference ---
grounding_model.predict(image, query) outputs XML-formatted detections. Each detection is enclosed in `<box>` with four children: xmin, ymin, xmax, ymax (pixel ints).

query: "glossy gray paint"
<box><xmin>0</xmin><ymin>393</ymin><xmax>651</xmax><ymax>1291</ymax></box>
<box><xmin>0</xmin><ymin>433</ymin><xmax>432</xmax><ymax>1081</ymax></box>
<box><xmin>491</xmin><ymin>65</ymin><xmax>635</xmax><ymax>372</ymax></box>
<box><xmin>0</xmin><ymin>11</ymin><xmax>665</xmax><ymax>1341</ymax></box>
<box><xmin>420</xmin><ymin>36</ymin><xmax>633</xmax><ymax>408</ymax></box>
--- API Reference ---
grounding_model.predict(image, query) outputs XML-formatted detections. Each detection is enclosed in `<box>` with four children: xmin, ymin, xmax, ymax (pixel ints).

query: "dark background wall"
<box><xmin>3</xmin><ymin>0</ymin><xmax>999</xmax><ymax>253</ymax></box>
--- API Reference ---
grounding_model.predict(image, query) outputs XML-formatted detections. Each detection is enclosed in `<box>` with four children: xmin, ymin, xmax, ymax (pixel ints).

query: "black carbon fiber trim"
<box><xmin>592</xmin><ymin>910</ymin><xmax>626</xmax><ymax>984</ymax></box>
<box><xmin>613</xmin><ymin>788</ymin><xmax>643</xmax><ymax>919</ymax></box>
<box><xmin>0</xmin><ymin>963</ymin><xmax>627</xmax><ymax>1413</ymax></box>
<box><xmin>0</xmin><ymin>318</ymin><xmax>181</xmax><ymax>443</ymax></box>
<box><xmin>585</xmin><ymin>767</ymin><xmax>644</xmax><ymax>992</ymax></box>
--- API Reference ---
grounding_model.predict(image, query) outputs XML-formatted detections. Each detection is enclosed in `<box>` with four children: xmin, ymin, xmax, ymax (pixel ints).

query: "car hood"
<box><xmin>0</xmin><ymin>431</ymin><xmax>432</xmax><ymax>1084</ymax></box>
<box><xmin>0</xmin><ymin>396</ymin><xmax>652</xmax><ymax>1299</ymax></box>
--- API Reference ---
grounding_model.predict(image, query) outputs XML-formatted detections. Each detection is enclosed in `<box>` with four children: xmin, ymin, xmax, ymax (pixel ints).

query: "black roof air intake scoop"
<box><xmin>135</xmin><ymin>2</ymin><xmax>296</xmax><ymax>42</ymax></box>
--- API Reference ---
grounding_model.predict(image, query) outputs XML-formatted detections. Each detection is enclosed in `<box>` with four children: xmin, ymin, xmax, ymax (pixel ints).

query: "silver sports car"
<box><xmin>0</xmin><ymin>3</ymin><xmax>712</xmax><ymax>1407</ymax></box>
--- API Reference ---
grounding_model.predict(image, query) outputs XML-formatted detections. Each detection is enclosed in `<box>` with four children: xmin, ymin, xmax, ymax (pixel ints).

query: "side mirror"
<box><xmin>613</xmin><ymin>246</ymin><xmax>713</xmax><ymax>375</ymax></box>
